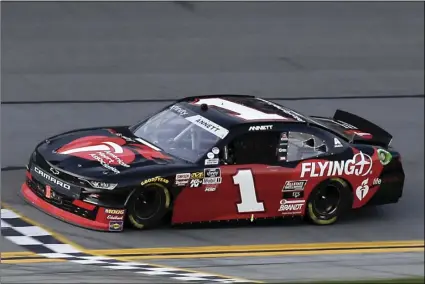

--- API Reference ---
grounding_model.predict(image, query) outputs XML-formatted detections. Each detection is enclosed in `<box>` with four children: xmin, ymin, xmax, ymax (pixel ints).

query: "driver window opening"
<box><xmin>221</xmin><ymin>132</ymin><xmax>280</xmax><ymax>165</ymax></box>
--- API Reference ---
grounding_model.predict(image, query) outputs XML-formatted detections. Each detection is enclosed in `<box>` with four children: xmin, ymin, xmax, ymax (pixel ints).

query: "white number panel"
<box><xmin>194</xmin><ymin>98</ymin><xmax>288</xmax><ymax>121</ymax></box>
<box><xmin>232</xmin><ymin>169</ymin><xmax>265</xmax><ymax>213</ymax></box>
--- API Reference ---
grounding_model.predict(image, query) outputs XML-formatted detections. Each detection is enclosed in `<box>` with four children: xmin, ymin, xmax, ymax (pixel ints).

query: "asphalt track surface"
<box><xmin>1</xmin><ymin>1</ymin><xmax>424</xmax><ymax>283</ymax></box>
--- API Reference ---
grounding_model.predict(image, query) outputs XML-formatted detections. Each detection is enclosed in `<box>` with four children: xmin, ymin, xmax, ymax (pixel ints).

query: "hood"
<box><xmin>36</xmin><ymin>127</ymin><xmax>181</xmax><ymax>179</ymax></box>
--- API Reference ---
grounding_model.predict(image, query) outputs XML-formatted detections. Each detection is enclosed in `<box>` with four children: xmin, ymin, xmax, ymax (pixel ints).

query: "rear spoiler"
<box><xmin>333</xmin><ymin>109</ymin><xmax>393</xmax><ymax>147</ymax></box>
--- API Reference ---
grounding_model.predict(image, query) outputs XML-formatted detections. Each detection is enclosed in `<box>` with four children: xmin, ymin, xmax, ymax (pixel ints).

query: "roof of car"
<box><xmin>177</xmin><ymin>94</ymin><xmax>311</xmax><ymax>128</ymax></box>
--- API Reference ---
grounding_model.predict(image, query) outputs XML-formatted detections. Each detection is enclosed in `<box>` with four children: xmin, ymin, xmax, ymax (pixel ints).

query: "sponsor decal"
<box><xmin>283</xmin><ymin>191</ymin><xmax>304</xmax><ymax>199</ymax></box>
<box><xmin>185</xmin><ymin>115</ymin><xmax>229</xmax><ymax>139</ymax></box>
<box><xmin>34</xmin><ymin>166</ymin><xmax>71</xmax><ymax>190</ymax></box>
<box><xmin>377</xmin><ymin>148</ymin><xmax>392</xmax><ymax>165</ymax></box>
<box><xmin>175</xmin><ymin>173</ymin><xmax>191</xmax><ymax>180</ymax></box>
<box><xmin>109</xmin><ymin>221</ymin><xmax>124</xmax><ymax>231</ymax></box>
<box><xmin>170</xmin><ymin>105</ymin><xmax>189</xmax><ymax>116</ymax></box>
<box><xmin>355</xmin><ymin>178</ymin><xmax>370</xmax><ymax>201</ymax></box>
<box><xmin>248</xmin><ymin>125</ymin><xmax>273</xmax><ymax>131</ymax></box>
<box><xmin>190</xmin><ymin>179</ymin><xmax>202</xmax><ymax>187</ymax></box>
<box><xmin>207</xmin><ymin>152</ymin><xmax>215</xmax><ymax>159</ymax></box>
<box><xmin>283</xmin><ymin>180</ymin><xmax>307</xmax><ymax>191</ymax></box>
<box><xmin>278</xmin><ymin>156</ymin><xmax>287</xmax><ymax>161</ymax></box>
<box><xmin>104</xmin><ymin>209</ymin><xmax>125</xmax><ymax>215</ymax></box>
<box><xmin>211</xmin><ymin>147</ymin><xmax>220</xmax><ymax>155</ymax></box>
<box><xmin>203</xmin><ymin>177</ymin><xmax>222</xmax><ymax>185</ymax></box>
<box><xmin>191</xmin><ymin>172</ymin><xmax>204</xmax><ymax>179</ymax></box>
<box><xmin>205</xmin><ymin>187</ymin><xmax>217</xmax><ymax>192</ymax></box>
<box><xmin>56</xmin><ymin>136</ymin><xmax>170</xmax><ymax>173</ymax></box>
<box><xmin>204</xmin><ymin>168</ymin><xmax>221</xmax><ymax>178</ymax></box>
<box><xmin>205</xmin><ymin>158</ymin><xmax>219</xmax><ymax>165</ymax></box>
<box><xmin>141</xmin><ymin>176</ymin><xmax>169</xmax><ymax>186</ymax></box>
<box><xmin>278</xmin><ymin>199</ymin><xmax>305</xmax><ymax>214</ymax></box>
<box><xmin>107</xmin><ymin>215</ymin><xmax>124</xmax><ymax>220</ymax></box>
<box><xmin>334</xmin><ymin>138</ymin><xmax>343</xmax><ymax>148</ymax></box>
<box><xmin>372</xmin><ymin>177</ymin><xmax>382</xmax><ymax>186</ymax></box>
<box><xmin>278</xmin><ymin>148</ymin><xmax>287</xmax><ymax>153</ymax></box>
<box><xmin>300</xmin><ymin>152</ymin><xmax>373</xmax><ymax>178</ymax></box>
<box><xmin>175</xmin><ymin>180</ymin><xmax>189</xmax><ymax>186</ymax></box>
<box><xmin>85</xmin><ymin>180</ymin><xmax>117</xmax><ymax>190</ymax></box>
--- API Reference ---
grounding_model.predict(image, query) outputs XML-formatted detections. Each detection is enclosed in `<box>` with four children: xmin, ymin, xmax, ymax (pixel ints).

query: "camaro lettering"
<box><xmin>300</xmin><ymin>152</ymin><xmax>372</xmax><ymax>178</ymax></box>
<box><xmin>34</xmin><ymin>167</ymin><xmax>71</xmax><ymax>190</ymax></box>
<box><xmin>141</xmin><ymin>176</ymin><xmax>169</xmax><ymax>186</ymax></box>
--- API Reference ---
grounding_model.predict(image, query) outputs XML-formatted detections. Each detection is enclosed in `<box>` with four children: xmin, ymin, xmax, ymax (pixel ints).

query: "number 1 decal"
<box><xmin>233</xmin><ymin>169</ymin><xmax>265</xmax><ymax>213</ymax></box>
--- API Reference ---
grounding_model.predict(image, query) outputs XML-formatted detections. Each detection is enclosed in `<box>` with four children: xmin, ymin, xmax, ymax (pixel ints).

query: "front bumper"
<box><xmin>22</xmin><ymin>172</ymin><xmax>126</xmax><ymax>232</ymax></box>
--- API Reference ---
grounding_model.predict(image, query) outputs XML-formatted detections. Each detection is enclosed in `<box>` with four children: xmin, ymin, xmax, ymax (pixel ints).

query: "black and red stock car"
<box><xmin>22</xmin><ymin>94</ymin><xmax>405</xmax><ymax>232</ymax></box>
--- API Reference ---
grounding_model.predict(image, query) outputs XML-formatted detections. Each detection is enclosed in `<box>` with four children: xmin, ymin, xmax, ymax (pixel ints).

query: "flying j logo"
<box><xmin>300</xmin><ymin>152</ymin><xmax>373</xmax><ymax>178</ymax></box>
<box><xmin>56</xmin><ymin>136</ymin><xmax>170</xmax><ymax>167</ymax></box>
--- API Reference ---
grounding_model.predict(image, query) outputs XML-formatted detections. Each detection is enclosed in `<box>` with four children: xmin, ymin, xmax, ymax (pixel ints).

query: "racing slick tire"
<box><xmin>126</xmin><ymin>182</ymin><xmax>171</xmax><ymax>230</ymax></box>
<box><xmin>305</xmin><ymin>178</ymin><xmax>352</xmax><ymax>225</ymax></box>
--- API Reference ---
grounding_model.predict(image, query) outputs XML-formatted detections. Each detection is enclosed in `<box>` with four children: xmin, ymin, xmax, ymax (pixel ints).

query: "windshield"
<box><xmin>131</xmin><ymin>106</ymin><xmax>228</xmax><ymax>163</ymax></box>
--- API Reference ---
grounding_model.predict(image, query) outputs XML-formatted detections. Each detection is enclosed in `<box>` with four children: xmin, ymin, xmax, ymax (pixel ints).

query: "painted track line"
<box><xmin>0</xmin><ymin>206</ymin><xmax>259</xmax><ymax>283</ymax></box>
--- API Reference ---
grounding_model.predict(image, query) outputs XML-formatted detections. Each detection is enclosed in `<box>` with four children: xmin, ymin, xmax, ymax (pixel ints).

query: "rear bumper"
<box><xmin>366</xmin><ymin>159</ymin><xmax>405</xmax><ymax>206</ymax></box>
<box><xmin>22</xmin><ymin>178</ymin><xmax>126</xmax><ymax>232</ymax></box>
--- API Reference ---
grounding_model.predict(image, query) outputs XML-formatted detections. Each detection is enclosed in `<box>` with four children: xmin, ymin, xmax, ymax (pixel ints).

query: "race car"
<box><xmin>22</xmin><ymin>94</ymin><xmax>405</xmax><ymax>232</ymax></box>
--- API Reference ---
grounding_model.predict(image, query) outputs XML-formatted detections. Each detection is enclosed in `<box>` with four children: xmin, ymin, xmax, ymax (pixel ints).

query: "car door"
<box><xmin>171</xmin><ymin>130</ymin><xmax>292</xmax><ymax>224</ymax></box>
<box><xmin>216</xmin><ymin>129</ymin><xmax>330</xmax><ymax>220</ymax></box>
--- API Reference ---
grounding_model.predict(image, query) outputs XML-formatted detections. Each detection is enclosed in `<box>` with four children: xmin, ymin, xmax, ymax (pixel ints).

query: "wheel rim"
<box><xmin>312</xmin><ymin>185</ymin><xmax>341</xmax><ymax>216</ymax></box>
<box><xmin>132</xmin><ymin>188</ymin><xmax>162</xmax><ymax>220</ymax></box>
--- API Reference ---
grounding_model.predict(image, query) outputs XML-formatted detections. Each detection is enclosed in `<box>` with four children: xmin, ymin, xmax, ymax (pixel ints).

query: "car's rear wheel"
<box><xmin>126</xmin><ymin>182</ymin><xmax>171</xmax><ymax>229</ymax></box>
<box><xmin>305</xmin><ymin>178</ymin><xmax>352</xmax><ymax>225</ymax></box>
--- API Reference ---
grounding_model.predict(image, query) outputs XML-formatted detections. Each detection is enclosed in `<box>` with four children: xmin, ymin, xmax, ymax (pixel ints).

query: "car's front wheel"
<box><xmin>305</xmin><ymin>178</ymin><xmax>352</xmax><ymax>225</ymax></box>
<box><xmin>126</xmin><ymin>182</ymin><xmax>171</xmax><ymax>230</ymax></box>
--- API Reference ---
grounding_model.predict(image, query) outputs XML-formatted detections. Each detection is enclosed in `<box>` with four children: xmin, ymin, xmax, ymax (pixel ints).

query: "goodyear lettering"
<box><xmin>141</xmin><ymin>176</ymin><xmax>169</xmax><ymax>186</ymax></box>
